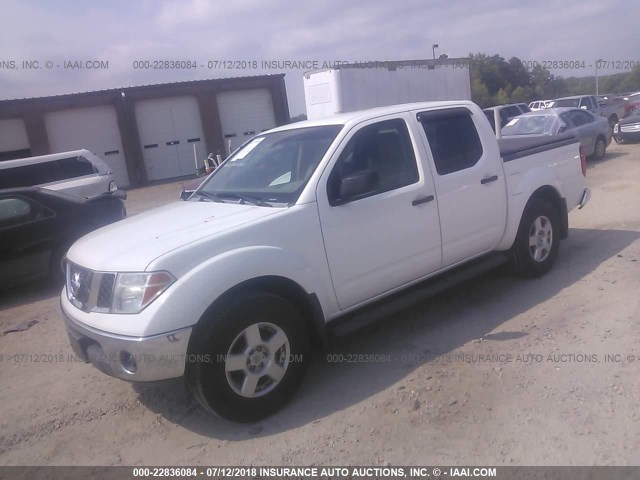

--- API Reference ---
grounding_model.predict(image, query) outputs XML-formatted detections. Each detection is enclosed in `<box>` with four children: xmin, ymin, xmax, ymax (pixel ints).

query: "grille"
<box><xmin>97</xmin><ymin>274</ymin><xmax>116</xmax><ymax>309</ymax></box>
<box><xmin>67</xmin><ymin>264</ymin><xmax>93</xmax><ymax>309</ymax></box>
<box><xmin>620</xmin><ymin>122</ymin><xmax>640</xmax><ymax>133</ymax></box>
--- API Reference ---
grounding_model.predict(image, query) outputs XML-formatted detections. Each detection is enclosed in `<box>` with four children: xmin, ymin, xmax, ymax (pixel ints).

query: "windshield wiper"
<box><xmin>211</xmin><ymin>192</ymin><xmax>274</xmax><ymax>207</ymax></box>
<box><xmin>193</xmin><ymin>190</ymin><xmax>219</xmax><ymax>202</ymax></box>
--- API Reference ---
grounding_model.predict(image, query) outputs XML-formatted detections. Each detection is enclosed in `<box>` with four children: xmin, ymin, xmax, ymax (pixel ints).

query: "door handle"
<box><xmin>480</xmin><ymin>175</ymin><xmax>499</xmax><ymax>185</ymax></box>
<box><xmin>412</xmin><ymin>195</ymin><xmax>435</xmax><ymax>206</ymax></box>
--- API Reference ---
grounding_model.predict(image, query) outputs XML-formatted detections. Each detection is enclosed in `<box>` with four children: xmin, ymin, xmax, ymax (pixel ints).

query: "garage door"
<box><xmin>135</xmin><ymin>96</ymin><xmax>205</xmax><ymax>182</ymax></box>
<box><xmin>0</xmin><ymin>118</ymin><xmax>30</xmax><ymax>161</ymax></box>
<box><xmin>44</xmin><ymin>106</ymin><xmax>130</xmax><ymax>187</ymax></box>
<box><xmin>217</xmin><ymin>88</ymin><xmax>277</xmax><ymax>154</ymax></box>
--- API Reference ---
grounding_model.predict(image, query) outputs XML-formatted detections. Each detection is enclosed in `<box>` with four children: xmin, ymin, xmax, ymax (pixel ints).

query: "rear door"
<box><xmin>316</xmin><ymin>114</ymin><xmax>442</xmax><ymax>310</ymax></box>
<box><xmin>415</xmin><ymin>107</ymin><xmax>507</xmax><ymax>266</ymax></box>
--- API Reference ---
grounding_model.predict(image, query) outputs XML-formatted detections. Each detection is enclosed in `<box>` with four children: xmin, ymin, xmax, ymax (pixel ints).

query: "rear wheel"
<box><xmin>508</xmin><ymin>199</ymin><xmax>560</xmax><ymax>277</ymax></box>
<box><xmin>593</xmin><ymin>136</ymin><xmax>607</xmax><ymax>160</ymax></box>
<box><xmin>186</xmin><ymin>291</ymin><xmax>309</xmax><ymax>422</ymax></box>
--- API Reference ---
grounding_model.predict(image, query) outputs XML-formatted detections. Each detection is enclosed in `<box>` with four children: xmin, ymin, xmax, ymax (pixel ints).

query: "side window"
<box><xmin>419</xmin><ymin>109</ymin><xmax>483</xmax><ymax>175</ymax></box>
<box><xmin>559</xmin><ymin>113</ymin><xmax>574</xmax><ymax>130</ymax></box>
<box><xmin>0</xmin><ymin>164</ymin><xmax>44</xmax><ymax>189</ymax></box>
<box><xmin>327</xmin><ymin>119</ymin><xmax>419</xmax><ymax>204</ymax></box>
<box><xmin>503</xmin><ymin>106</ymin><xmax>519</xmax><ymax>118</ymax></box>
<box><xmin>568</xmin><ymin>111</ymin><xmax>587</xmax><ymax>127</ymax></box>
<box><xmin>579</xmin><ymin>97</ymin><xmax>591</xmax><ymax>110</ymax></box>
<box><xmin>0</xmin><ymin>197</ymin><xmax>34</xmax><ymax>228</ymax></box>
<box><xmin>579</xmin><ymin>111</ymin><xmax>595</xmax><ymax>124</ymax></box>
<box><xmin>57</xmin><ymin>156</ymin><xmax>98</xmax><ymax>179</ymax></box>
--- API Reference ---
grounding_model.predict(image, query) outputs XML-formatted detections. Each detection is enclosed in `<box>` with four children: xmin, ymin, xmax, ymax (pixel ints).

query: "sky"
<box><xmin>0</xmin><ymin>0</ymin><xmax>639</xmax><ymax>115</ymax></box>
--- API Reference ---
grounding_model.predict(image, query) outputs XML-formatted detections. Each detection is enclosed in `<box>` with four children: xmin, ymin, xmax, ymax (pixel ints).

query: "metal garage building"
<box><xmin>0</xmin><ymin>75</ymin><xmax>289</xmax><ymax>187</ymax></box>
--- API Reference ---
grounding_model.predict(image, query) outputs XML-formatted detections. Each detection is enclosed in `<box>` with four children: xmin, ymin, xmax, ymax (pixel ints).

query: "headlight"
<box><xmin>109</xmin><ymin>181</ymin><xmax>118</xmax><ymax>192</ymax></box>
<box><xmin>112</xmin><ymin>271</ymin><xmax>175</xmax><ymax>314</ymax></box>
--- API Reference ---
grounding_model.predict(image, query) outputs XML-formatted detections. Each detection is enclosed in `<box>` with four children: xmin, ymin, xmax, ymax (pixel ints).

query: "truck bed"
<box><xmin>499</xmin><ymin>134</ymin><xmax>578</xmax><ymax>162</ymax></box>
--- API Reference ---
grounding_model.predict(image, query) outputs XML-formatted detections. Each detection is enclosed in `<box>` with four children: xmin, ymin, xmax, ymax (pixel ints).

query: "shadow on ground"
<box><xmin>133</xmin><ymin>227</ymin><xmax>638</xmax><ymax>439</ymax></box>
<box><xmin>0</xmin><ymin>278</ymin><xmax>60</xmax><ymax>312</ymax></box>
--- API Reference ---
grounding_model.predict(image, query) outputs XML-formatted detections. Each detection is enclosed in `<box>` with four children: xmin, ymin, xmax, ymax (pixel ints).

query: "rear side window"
<box><xmin>568</xmin><ymin>110</ymin><xmax>594</xmax><ymax>127</ymax></box>
<box><xmin>0</xmin><ymin>155</ymin><xmax>97</xmax><ymax>189</ymax></box>
<box><xmin>419</xmin><ymin>109</ymin><xmax>483</xmax><ymax>175</ymax></box>
<box><xmin>57</xmin><ymin>156</ymin><xmax>97</xmax><ymax>178</ymax></box>
<box><xmin>0</xmin><ymin>197</ymin><xmax>34</xmax><ymax>229</ymax></box>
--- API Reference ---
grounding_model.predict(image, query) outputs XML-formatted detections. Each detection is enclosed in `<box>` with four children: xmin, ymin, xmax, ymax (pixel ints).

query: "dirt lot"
<box><xmin>1</xmin><ymin>144</ymin><xmax>640</xmax><ymax>466</ymax></box>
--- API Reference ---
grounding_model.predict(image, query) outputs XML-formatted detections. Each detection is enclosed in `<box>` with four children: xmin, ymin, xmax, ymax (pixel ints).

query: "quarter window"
<box><xmin>0</xmin><ymin>197</ymin><xmax>33</xmax><ymax>228</ymax></box>
<box><xmin>419</xmin><ymin>109</ymin><xmax>483</xmax><ymax>175</ymax></box>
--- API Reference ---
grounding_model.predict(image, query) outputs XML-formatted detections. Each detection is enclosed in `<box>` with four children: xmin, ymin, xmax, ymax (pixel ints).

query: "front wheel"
<box><xmin>508</xmin><ymin>199</ymin><xmax>560</xmax><ymax>277</ymax></box>
<box><xmin>186</xmin><ymin>291</ymin><xmax>309</xmax><ymax>422</ymax></box>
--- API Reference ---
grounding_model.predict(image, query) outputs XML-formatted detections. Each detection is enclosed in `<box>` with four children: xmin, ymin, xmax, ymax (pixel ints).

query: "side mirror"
<box><xmin>580</xmin><ymin>105</ymin><xmax>588</xmax><ymax>110</ymax></box>
<box><xmin>558</xmin><ymin>124</ymin><xmax>568</xmax><ymax>133</ymax></box>
<box><xmin>335</xmin><ymin>170</ymin><xmax>379</xmax><ymax>205</ymax></box>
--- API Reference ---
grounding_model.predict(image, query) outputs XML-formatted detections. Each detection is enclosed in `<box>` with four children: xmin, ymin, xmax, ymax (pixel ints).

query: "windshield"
<box><xmin>195</xmin><ymin>125</ymin><xmax>342</xmax><ymax>206</ymax></box>
<box><xmin>554</xmin><ymin>98</ymin><xmax>580</xmax><ymax>108</ymax></box>
<box><xmin>501</xmin><ymin>115</ymin><xmax>560</xmax><ymax>136</ymax></box>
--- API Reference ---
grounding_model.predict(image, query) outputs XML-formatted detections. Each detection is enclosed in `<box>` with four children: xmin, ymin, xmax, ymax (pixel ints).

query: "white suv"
<box><xmin>0</xmin><ymin>149</ymin><xmax>118</xmax><ymax>198</ymax></box>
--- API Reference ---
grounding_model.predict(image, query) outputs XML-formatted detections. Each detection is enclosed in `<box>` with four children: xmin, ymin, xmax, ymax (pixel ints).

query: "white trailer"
<box><xmin>303</xmin><ymin>59</ymin><xmax>471</xmax><ymax>120</ymax></box>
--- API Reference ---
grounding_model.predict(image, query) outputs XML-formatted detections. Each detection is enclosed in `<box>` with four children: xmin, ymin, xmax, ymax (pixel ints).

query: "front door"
<box><xmin>317</xmin><ymin>115</ymin><xmax>442</xmax><ymax>310</ymax></box>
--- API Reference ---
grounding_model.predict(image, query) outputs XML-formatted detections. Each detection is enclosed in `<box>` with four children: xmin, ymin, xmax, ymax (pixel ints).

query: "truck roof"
<box><xmin>554</xmin><ymin>95</ymin><xmax>593</xmax><ymax>100</ymax></box>
<box><xmin>271</xmin><ymin>100</ymin><xmax>476</xmax><ymax>133</ymax></box>
<box><xmin>0</xmin><ymin>149</ymin><xmax>94</xmax><ymax>170</ymax></box>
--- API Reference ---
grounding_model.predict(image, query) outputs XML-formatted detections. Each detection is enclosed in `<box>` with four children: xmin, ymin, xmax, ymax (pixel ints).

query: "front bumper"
<box><xmin>62</xmin><ymin>303</ymin><xmax>192</xmax><ymax>382</ymax></box>
<box><xmin>616</xmin><ymin>131</ymin><xmax>640</xmax><ymax>143</ymax></box>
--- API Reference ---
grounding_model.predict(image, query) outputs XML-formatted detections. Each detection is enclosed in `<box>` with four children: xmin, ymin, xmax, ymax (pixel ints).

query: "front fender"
<box><xmin>163</xmin><ymin>246</ymin><xmax>337</xmax><ymax>332</ymax></box>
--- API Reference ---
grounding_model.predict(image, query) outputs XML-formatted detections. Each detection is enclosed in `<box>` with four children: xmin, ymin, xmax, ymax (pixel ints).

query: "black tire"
<box><xmin>508</xmin><ymin>198</ymin><xmax>560</xmax><ymax>278</ymax></box>
<box><xmin>186</xmin><ymin>290</ymin><xmax>309</xmax><ymax>422</ymax></box>
<box><xmin>593</xmin><ymin>136</ymin><xmax>607</xmax><ymax>160</ymax></box>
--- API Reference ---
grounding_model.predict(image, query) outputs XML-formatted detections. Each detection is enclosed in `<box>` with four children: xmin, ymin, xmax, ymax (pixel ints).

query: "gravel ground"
<box><xmin>1</xmin><ymin>142</ymin><xmax>639</xmax><ymax>466</ymax></box>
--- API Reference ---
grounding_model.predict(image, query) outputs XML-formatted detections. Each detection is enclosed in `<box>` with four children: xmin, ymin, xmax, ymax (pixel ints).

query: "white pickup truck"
<box><xmin>61</xmin><ymin>101</ymin><xmax>590</xmax><ymax>422</ymax></box>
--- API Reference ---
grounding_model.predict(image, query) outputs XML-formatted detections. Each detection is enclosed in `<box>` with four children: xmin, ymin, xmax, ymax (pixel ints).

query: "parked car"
<box><xmin>528</xmin><ymin>100</ymin><xmax>551</xmax><ymax>111</ymax></box>
<box><xmin>483</xmin><ymin>103</ymin><xmax>531</xmax><ymax>132</ymax></box>
<box><xmin>0</xmin><ymin>149</ymin><xmax>118</xmax><ymax>199</ymax></box>
<box><xmin>548</xmin><ymin>95</ymin><xmax>625</xmax><ymax>129</ymax></box>
<box><xmin>623</xmin><ymin>100</ymin><xmax>640</xmax><ymax>118</ymax></box>
<box><xmin>502</xmin><ymin>108</ymin><xmax>612</xmax><ymax>160</ymax></box>
<box><xmin>614</xmin><ymin>108</ymin><xmax>640</xmax><ymax>143</ymax></box>
<box><xmin>61</xmin><ymin>100</ymin><xmax>589</xmax><ymax>422</ymax></box>
<box><xmin>0</xmin><ymin>187</ymin><xmax>126</xmax><ymax>288</ymax></box>
<box><xmin>620</xmin><ymin>91</ymin><xmax>640</xmax><ymax>102</ymax></box>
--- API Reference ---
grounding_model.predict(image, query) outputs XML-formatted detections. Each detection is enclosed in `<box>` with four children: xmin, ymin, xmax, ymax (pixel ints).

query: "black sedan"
<box><xmin>0</xmin><ymin>187</ymin><xmax>126</xmax><ymax>288</ymax></box>
<box><xmin>614</xmin><ymin>109</ymin><xmax>640</xmax><ymax>143</ymax></box>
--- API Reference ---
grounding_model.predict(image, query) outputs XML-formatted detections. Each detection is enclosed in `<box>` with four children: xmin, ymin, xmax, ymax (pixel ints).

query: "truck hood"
<box><xmin>67</xmin><ymin>201</ymin><xmax>282</xmax><ymax>272</ymax></box>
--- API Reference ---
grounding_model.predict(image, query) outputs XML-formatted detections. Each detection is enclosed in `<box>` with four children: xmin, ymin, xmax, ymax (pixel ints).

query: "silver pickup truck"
<box><xmin>550</xmin><ymin>95</ymin><xmax>626</xmax><ymax>128</ymax></box>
